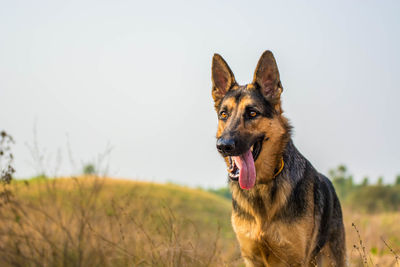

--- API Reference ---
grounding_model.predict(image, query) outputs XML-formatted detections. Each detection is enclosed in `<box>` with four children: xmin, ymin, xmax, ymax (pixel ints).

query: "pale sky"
<box><xmin>1</xmin><ymin>0</ymin><xmax>399</xmax><ymax>188</ymax></box>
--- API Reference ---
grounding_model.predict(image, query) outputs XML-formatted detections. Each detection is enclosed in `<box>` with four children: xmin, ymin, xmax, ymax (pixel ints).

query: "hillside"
<box><xmin>1</xmin><ymin>177</ymin><xmax>399</xmax><ymax>266</ymax></box>
<box><xmin>0</xmin><ymin>177</ymin><xmax>241</xmax><ymax>267</ymax></box>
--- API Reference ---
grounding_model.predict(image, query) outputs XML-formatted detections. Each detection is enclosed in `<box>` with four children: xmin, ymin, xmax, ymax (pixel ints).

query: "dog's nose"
<box><xmin>217</xmin><ymin>138</ymin><xmax>236</xmax><ymax>153</ymax></box>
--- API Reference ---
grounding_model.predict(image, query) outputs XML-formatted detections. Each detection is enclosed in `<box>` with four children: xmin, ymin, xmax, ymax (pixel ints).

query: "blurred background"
<box><xmin>1</xmin><ymin>1</ymin><xmax>399</xmax><ymax>187</ymax></box>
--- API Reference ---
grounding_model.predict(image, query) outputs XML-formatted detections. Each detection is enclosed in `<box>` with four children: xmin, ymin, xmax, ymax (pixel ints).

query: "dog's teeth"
<box><xmin>251</xmin><ymin>145</ymin><xmax>254</xmax><ymax>152</ymax></box>
<box><xmin>229</xmin><ymin>172</ymin><xmax>239</xmax><ymax>178</ymax></box>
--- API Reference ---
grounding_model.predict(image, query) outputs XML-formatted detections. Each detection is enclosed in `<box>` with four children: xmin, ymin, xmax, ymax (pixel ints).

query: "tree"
<box><xmin>329</xmin><ymin>164</ymin><xmax>354</xmax><ymax>200</ymax></box>
<box><xmin>83</xmin><ymin>164</ymin><xmax>96</xmax><ymax>175</ymax></box>
<box><xmin>0</xmin><ymin>131</ymin><xmax>15</xmax><ymax>184</ymax></box>
<box><xmin>361</xmin><ymin>177</ymin><xmax>369</xmax><ymax>187</ymax></box>
<box><xmin>395</xmin><ymin>175</ymin><xmax>400</xmax><ymax>186</ymax></box>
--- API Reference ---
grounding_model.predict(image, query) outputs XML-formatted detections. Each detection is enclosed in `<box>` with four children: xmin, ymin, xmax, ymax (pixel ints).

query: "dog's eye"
<box><xmin>246</xmin><ymin>110</ymin><xmax>258</xmax><ymax>119</ymax></box>
<box><xmin>249</xmin><ymin>111</ymin><xmax>257</xmax><ymax>117</ymax></box>
<box><xmin>220</xmin><ymin>111</ymin><xmax>228</xmax><ymax>120</ymax></box>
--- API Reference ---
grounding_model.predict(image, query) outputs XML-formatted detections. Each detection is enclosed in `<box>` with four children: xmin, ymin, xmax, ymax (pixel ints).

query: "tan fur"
<box><xmin>312</xmin><ymin>245</ymin><xmax>340</xmax><ymax>267</ymax></box>
<box><xmin>230</xmin><ymin>176</ymin><xmax>318</xmax><ymax>266</ymax></box>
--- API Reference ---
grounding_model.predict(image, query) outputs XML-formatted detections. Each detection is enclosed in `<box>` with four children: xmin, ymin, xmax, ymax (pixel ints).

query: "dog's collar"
<box><xmin>256</xmin><ymin>158</ymin><xmax>284</xmax><ymax>185</ymax></box>
<box><xmin>273</xmin><ymin>158</ymin><xmax>284</xmax><ymax>178</ymax></box>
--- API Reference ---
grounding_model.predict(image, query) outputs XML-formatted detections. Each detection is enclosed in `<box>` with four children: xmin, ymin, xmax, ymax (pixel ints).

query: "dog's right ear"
<box><xmin>253</xmin><ymin>50</ymin><xmax>282</xmax><ymax>105</ymax></box>
<box><xmin>212</xmin><ymin>54</ymin><xmax>236</xmax><ymax>106</ymax></box>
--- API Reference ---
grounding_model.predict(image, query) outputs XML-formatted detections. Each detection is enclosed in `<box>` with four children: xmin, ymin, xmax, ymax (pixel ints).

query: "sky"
<box><xmin>1</xmin><ymin>0</ymin><xmax>399</xmax><ymax>188</ymax></box>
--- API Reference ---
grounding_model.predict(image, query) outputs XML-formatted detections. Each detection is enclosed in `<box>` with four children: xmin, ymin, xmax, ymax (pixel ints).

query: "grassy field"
<box><xmin>0</xmin><ymin>177</ymin><xmax>399</xmax><ymax>266</ymax></box>
<box><xmin>344</xmin><ymin>209</ymin><xmax>400</xmax><ymax>266</ymax></box>
<box><xmin>0</xmin><ymin>177</ymin><xmax>241</xmax><ymax>267</ymax></box>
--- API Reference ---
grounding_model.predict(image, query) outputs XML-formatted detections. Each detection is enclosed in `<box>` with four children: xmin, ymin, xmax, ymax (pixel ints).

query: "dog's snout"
<box><xmin>217</xmin><ymin>138</ymin><xmax>236</xmax><ymax>153</ymax></box>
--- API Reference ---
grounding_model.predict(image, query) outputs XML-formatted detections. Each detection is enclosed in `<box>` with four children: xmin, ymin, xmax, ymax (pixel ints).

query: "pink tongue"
<box><xmin>232</xmin><ymin>150</ymin><xmax>256</xmax><ymax>190</ymax></box>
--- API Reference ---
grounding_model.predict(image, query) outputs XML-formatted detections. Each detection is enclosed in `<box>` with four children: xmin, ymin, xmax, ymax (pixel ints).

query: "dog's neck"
<box><xmin>254</xmin><ymin>115</ymin><xmax>291</xmax><ymax>184</ymax></box>
<box><xmin>229</xmin><ymin>139</ymin><xmax>307</xmax><ymax>221</ymax></box>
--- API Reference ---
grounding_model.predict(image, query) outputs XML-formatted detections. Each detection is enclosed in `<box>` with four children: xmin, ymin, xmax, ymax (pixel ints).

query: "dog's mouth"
<box><xmin>228</xmin><ymin>138</ymin><xmax>264</xmax><ymax>190</ymax></box>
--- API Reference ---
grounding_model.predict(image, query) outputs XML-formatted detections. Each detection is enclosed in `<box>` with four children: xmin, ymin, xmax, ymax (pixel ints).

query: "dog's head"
<box><xmin>212</xmin><ymin>51</ymin><xmax>289</xmax><ymax>190</ymax></box>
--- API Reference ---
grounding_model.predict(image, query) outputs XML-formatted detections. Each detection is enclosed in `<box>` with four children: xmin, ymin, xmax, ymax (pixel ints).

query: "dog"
<box><xmin>211</xmin><ymin>51</ymin><xmax>346</xmax><ymax>266</ymax></box>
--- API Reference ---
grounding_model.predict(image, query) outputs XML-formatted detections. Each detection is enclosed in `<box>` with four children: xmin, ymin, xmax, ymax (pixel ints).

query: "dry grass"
<box><xmin>0</xmin><ymin>177</ymin><xmax>241</xmax><ymax>267</ymax></box>
<box><xmin>344</xmin><ymin>209</ymin><xmax>400</xmax><ymax>266</ymax></box>
<box><xmin>0</xmin><ymin>176</ymin><xmax>399</xmax><ymax>266</ymax></box>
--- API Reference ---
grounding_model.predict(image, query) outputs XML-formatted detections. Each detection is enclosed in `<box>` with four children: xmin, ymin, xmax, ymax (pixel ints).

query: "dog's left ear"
<box><xmin>253</xmin><ymin>51</ymin><xmax>283</xmax><ymax>104</ymax></box>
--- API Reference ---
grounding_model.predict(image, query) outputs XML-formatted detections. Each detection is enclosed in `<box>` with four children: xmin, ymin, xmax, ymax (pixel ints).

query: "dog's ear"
<box><xmin>253</xmin><ymin>51</ymin><xmax>283</xmax><ymax>104</ymax></box>
<box><xmin>212</xmin><ymin>54</ymin><xmax>236</xmax><ymax>105</ymax></box>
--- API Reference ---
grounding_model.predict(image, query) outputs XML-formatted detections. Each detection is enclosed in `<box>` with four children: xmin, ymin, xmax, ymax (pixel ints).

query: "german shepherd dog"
<box><xmin>211</xmin><ymin>51</ymin><xmax>346</xmax><ymax>266</ymax></box>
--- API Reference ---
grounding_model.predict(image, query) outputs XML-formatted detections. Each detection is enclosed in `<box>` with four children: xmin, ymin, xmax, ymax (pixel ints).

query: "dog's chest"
<box><xmin>232</xmin><ymin>216</ymin><xmax>296</xmax><ymax>246</ymax></box>
<box><xmin>232</xmin><ymin>215</ymin><xmax>311</xmax><ymax>263</ymax></box>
